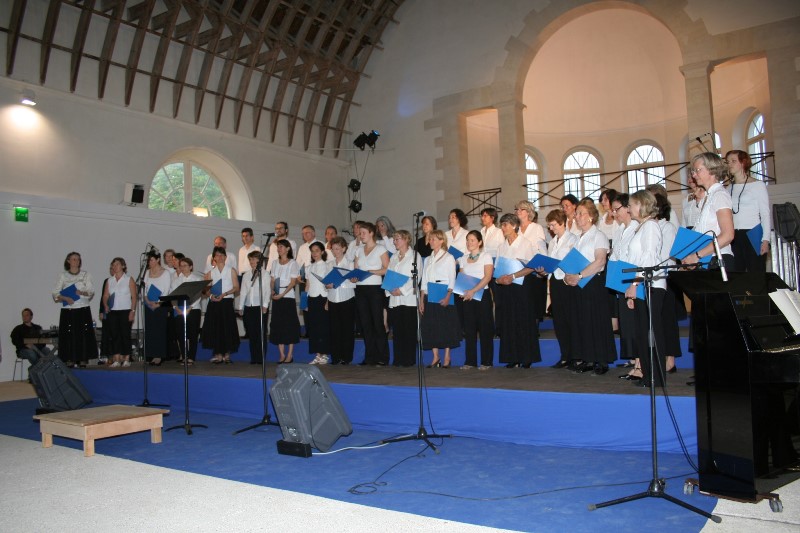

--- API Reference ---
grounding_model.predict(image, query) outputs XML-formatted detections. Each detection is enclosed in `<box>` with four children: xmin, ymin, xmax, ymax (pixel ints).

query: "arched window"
<box><xmin>747</xmin><ymin>112</ymin><xmax>766</xmax><ymax>181</ymax></box>
<box><xmin>625</xmin><ymin>144</ymin><xmax>665</xmax><ymax>194</ymax></box>
<box><xmin>524</xmin><ymin>151</ymin><xmax>542</xmax><ymax>207</ymax></box>
<box><xmin>563</xmin><ymin>149</ymin><xmax>601</xmax><ymax>202</ymax></box>
<box><xmin>149</xmin><ymin>161</ymin><xmax>231</xmax><ymax>218</ymax></box>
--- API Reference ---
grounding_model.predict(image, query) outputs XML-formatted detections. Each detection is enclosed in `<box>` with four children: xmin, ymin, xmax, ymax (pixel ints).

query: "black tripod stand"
<box><xmin>235</xmin><ymin>241</ymin><xmax>281</xmax><ymax>435</ymax></box>
<box><xmin>162</xmin><ymin>280</ymin><xmax>210</xmax><ymax>435</ymax></box>
<box><xmin>136</xmin><ymin>245</ymin><xmax>168</xmax><ymax>408</ymax></box>
<box><xmin>380</xmin><ymin>212</ymin><xmax>451</xmax><ymax>452</ymax></box>
<box><xmin>589</xmin><ymin>263</ymin><xmax>720</xmax><ymax>522</ymax></box>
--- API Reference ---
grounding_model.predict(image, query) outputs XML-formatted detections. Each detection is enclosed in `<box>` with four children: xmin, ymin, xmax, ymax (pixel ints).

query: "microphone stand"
<box><xmin>136</xmin><ymin>245</ymin><xmax>168</xmax><ymax>408</ymax></box>
<box><xmin>162</xmin><ymin>280</ymin><xmax>210</xmax><ymax>435</ymax></box>
<box><xmin>380</xmin><ymin>213</ymin><xmax>451</xmax><ymax>452</ymax></box>
<box><xmin>234</xmin><ymin>236</ymin><xmax>280</xmax><ymax>434</ymax></box>
<box><xmin>589</xmin><ymin>262</ymin><xmax>720</xmax><ymax>523</ymax></box>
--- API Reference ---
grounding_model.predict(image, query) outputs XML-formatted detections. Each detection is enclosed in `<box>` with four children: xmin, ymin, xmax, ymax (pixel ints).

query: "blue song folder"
<box><xmin>453</xmin><ymin>272</ymin><xmax>484</xmax><ymax>301</ymax></box>
<box><xmin>321</xmin><ymin>268</ymin><xmax>347</xmax><ymax>288</ymax></box>
<box><xmin>59</xmin><ymin>284</ymin><xmax>79</xmax><ymax>306</ymax></box>
<box><xmin>340</xmin><ymin>268</ymin><xmax>373</xmax><ymax>282</ymax></box>
<box><xmin>381</xmin><ymin>270</ymin><xmax>409</xmax><ymax>292</ymax></box>
<box><xmin>447</xmin><ymin>246</ymin><xmax>464</xmax><ymax>260</ymax></box>
<box><xmin>107</xmin><ymin>293</ymin><xmax>115</xmax><ymax>309</ymax></box>
<box><xmin>147</xmin><ymin>283</ymin><xmax>162</xmax><ymax>302</ymax></box>
<box><xmin>493</xmin><ymin>257</ymin><xmax>525</xmax><ymax>286</ymax></box>
<box><xmin>669</xmin><ymin>227</ymin><xmax>712</xmax><ymax>264</ymax></box>
<box><xmin>557</xmin><ymin>248</ymin><xmax>592</xmax><ymax>288</ymax></box>
<box><xmin>299</xmin><ymin>291</ymin><xmax>308</xmax><ymax>310</ymax></box>
<box><xmin>747</xmin><ymin>224</ymin><xmax>763</xmax><ymax>254</ymax></box>
<box><xmin>210</xmin><ymin>279</ymin><xmax>222</xmax><ymax>297</ymax></box>
<box><xmin>427</xmin><ymin>282</ymin><xmax>454</xmax><ymax>305</ymax></box>
<box><xmin>606</xmin><ymin>260</ymin><xmax>645</xmax><ymax>300</ymax></box>
<box><xmin>525</xmin><ymin>254</ymin><xmax>560</xmax><ymax>274</ymax></box>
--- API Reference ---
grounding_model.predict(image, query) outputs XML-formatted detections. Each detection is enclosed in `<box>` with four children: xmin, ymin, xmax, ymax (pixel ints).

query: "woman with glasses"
<box><xmin>419</xmin><ymin>230</ymin><xmax>460</xmax><ymax>368</ymax></box>
<box><xmin>386</xmin><ymin>230</ymin><xmax>421</xmax><ymax>367</ymax></box>
<box><xmin>515</xmin><ymin>200</ymin><xmax>548</xmax><ymax>325</ymax></box>
<box><xmin>52</xmin><ymin>252</ymin><xmax>98</xmax><ymax>368</ymax></box>
<box><xmin>685</xmin><ymin>153</ymin><xmax>734</xmax><ymax>268</ymax></box>
<box><xmin>726</xmin><ymin>149</ymin><xmax>770</xmax><ymax>272</ymax></box>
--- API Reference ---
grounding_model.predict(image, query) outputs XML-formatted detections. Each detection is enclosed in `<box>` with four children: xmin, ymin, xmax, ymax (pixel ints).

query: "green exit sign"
<box><xmin>14</xmin><ymin>206</ymin><xmax>29</xmax><ymax>222</ymax></box>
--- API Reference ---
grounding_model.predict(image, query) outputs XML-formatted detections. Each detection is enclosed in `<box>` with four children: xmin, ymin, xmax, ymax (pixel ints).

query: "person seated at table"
<box><xmin>10</xmin><ymin>308</ymin><xmax>50</xmax><ymax>367</ymax></box>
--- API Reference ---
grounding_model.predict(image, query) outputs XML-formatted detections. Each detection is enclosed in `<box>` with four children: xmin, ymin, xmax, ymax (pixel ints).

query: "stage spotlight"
<box><xmin>353</xmin><ymin>132</ymin><xmax>369</xmax><ymax>150</ymax></box>
<box><xmin>366</xmin><ymin>130</ymin><xmax>380</xmax><ymax>149</ymax></box>
<box><xmin>20</xmin><ymin>89</ymin><xmax>37</xmax><ymax>106</ymax></box>
<box><xmin>348</xmin><ymin>179</ymin><xmax>361</xmax><ymax>192</ymax></box>
<box><xmin>349</xmin><ymin>200</ymin><xmax>363</xmax><ymax>213</ymax></box>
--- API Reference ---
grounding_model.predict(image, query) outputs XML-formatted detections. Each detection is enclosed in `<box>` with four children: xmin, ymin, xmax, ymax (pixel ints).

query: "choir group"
<box><xmin>48</xmin><ymin>151</ymin><xmax>771</xmax><ymax>382</ymax></box>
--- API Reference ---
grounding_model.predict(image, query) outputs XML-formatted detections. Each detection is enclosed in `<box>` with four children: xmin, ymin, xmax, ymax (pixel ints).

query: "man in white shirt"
<box><xmin>479</xmin><ymin>208</ymin><xmax>505</xmax><ymax>258</ymax></box>
<box><xmin>267</xmin><ymin>221</ymin><xmax>297</xmax><ymax>271</ymax></box>
<box><xmin>296</xmin><ymin>225</ymin><xmax>322</xmax><ymax>270</ymax></box>
<box><xmin>204</xmin><ymin>235</ymin><xmax>237</xmax><ymax>273</ymax></box>
<box><xmin>238</xmin><ymin>227</ymin><xmax>261</xmax><ymax>279</ymax></box>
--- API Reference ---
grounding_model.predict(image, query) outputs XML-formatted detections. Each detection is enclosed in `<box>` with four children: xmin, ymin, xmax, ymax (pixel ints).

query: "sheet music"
<box><xmin>768</xmin><ymin>289</ymin><xmax>800</xmax><ymax>335</ymax></box>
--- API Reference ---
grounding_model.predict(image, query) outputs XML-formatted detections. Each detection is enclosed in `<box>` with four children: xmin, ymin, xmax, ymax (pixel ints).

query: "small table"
<box><xmin>33</xmin><ymin>405</ymin><xmax>170</xmax><ymax>457</ymax></box>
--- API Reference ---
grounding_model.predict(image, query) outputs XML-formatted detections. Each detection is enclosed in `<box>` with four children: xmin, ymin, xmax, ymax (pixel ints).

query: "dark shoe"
<box><xmin>224</xmin><ymin>359</ymin><xmax>232</xmax><ymax>365</ymax></box>
<box><xmin>592</xmin><ymin>364</ymin><xmax>608</xmax><ymax>375</ymax></box>
<box><xmin>505</xmin><ymin>363</ymin><xmax>520</xmax><ymax>368</ymax></box>
<box><xmin>550</xmin><ymin>360</ymin><xmax>569</xmax><ymax>369</ymax></box>
<box><xmin>572</xmin><ymin>362</ymin><xmax>593</xmax><ymax>374</ymax></box>
<box><xmin>520</xmin><ymin>363</ymin><xmax>531</xmax><ymax>369</ymax></box>
<box><xmin>339</xmin><ymin>361</ymin><xmax>350</xmax><ymax>365</ymax></box>
<box><xmin>441</xmin><ymin>364</ymin><xmax>450</xmax><ymax>369</ymax></box>
<box><xmin>376</xmin><ymin>361</ymin><xmax>386</xmax><ymax>366</ymax></box>
<box><xmin>149</xmin><ymin>360</ymin><xmax>162</xmax><ymax>367</ymax></box>
<box><xmin>427</xmin><ymin>361</ymin><xmax>441</xmax><ymax>368</ymax></box>
<box><xmin>617</xmin><ymin>360</ymin><xmax>635</xmax><ymax>368</ymax></box>
<box><xmin>250</xmin><ymin>361</ymin><xmax>260</xmax><ymax>365</ymax></box>
<box><xmin>358</xmin><ymin>361</ymin><xmax>369</xmax><ymax>366</ymax></box>
<box><xmin>666</xmin><ymin>366</ymin><xmax>677</xmax><ymax>374</ymax></box>
<box><xmin>619</xmin><ymin>373</ymin><xmax>642</xmax><ymax>381</ymax></box>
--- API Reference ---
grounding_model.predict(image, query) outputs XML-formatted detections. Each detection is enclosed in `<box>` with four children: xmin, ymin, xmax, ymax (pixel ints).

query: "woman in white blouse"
<box><xmin>726</xmin><ymin>149</ymin><xmax>771</xmax><ymax>272</ymax></box>
<box><xmin>172</xmin><ymin>257</ymin><xmax>204</xmax><ymax>365</ymax></box>
<box><xmin>327</xmin><ymin>237</ymin><xmax>356</xmax><ymax>364</ymax></box>
<box><xmin>447</xmin><ymin>208</ymin><xmax>469</xmax><ymax>255</ymax></box>
<box><xmin>306</xmin><ymin>242</ymin><xmax>332</xmax><ymax>365</ymax></box>
<box><xmin>238</xmin><ymin>251</ymin><xmax>271</xmax><ymax>365</ymax></box>
<box><xmin>598</xmin><ymin>189</ymin><xmax>619</xmax><ymax>245</ymax></box>
<box><xmin>270</xmin><ymin>240</ymin><xmax>301</xmax><ymax>364</ymax></box>
<box><xmin>624</xmin><ymin>190</ymin><xmax>667</xmax><ymax>387</ymax></box>
<box><xmin>563</xmin><ymin>200</ymin><xmax>617</xmax><ymax>375</ymax></box>
<box><xmin>143</xmin><ymin>251</ymin><xmax>172</xmax><ymax>366</ymax></box>
<box><xmin>515</xmin><ymin>200</ymin><xmax>548</xmax><ymax>324</ymax></box>
<box><xmin>419</xmin><ymin>230</ymin><xmax>460</xmax><ymax>368</ymax></box>
<box><xmin>52</xmin><ymin>251</ymin><xmax>97</xmax><ymax>368</ymax></box>
<box><xmin>494</xmin><ymin>213</ymin><xmax>539</xmax><ymax>368</ymax></box>
<box><xmin>686</xmin><ymin>152</ymin><xmax>734</xmax><ymax>268</ymax></box>
<box><xmin>375</xmin><ymin>216</ymin><xmax>397</xmax><ymax>255</ymax></box>
<box><xmin>386</xmin><ymin>230</ymin><xmax>421</xmax><ymax>367</ymax></box>
<box><xmin>354</xmin><ymin>222</ymin><xmax>390</xmax><ymax>366</ymax></box>
<box><xmin>102</xmin><ymin>257</ymin><xmax>136</xmax><ymax>368</ymax></box>
<box><xmin>538</xmin><ymin>209</ymin><xmax>578</xmax><ymax>369</ymax></box>
<box><xmin>457</xmin><ymin>230</ymin><xmax>494</xmax><ymax>370</ymax></box>
<box><xmin>202</xmin><ymin>247</ymin><xmax>240</xmax><ymax>364</ymax></box>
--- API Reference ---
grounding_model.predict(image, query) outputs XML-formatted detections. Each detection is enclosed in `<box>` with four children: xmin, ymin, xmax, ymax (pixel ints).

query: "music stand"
<box><xmin>160</xmin><ymin>280</ymin><xmax>210</xmax><ymax>435</ymax></box>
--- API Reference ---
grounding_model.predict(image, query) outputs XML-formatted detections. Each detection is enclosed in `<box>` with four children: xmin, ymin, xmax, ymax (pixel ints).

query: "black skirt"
<box><xmin>201</xmin><ymin>299</ymin><xmax>240</xmax><ymax>354</ymax></box>
<box><xmin>144</xmin><ymin>305</ymin><xmax>170</xmax><ymax>359</ymax></box>
<box><xmin>573</xmin><ymin>272</ymin><xmax>617</xmax><ymax>364</ymax></box>
<box><xmin>269</xmin><ymin>297</ymin><xmax>300</xmax><ymax>345</ymax></box>
<box><xmin>58</xmin><ymin>307</ymin><xmax>97</xmax><ymax>363</ymax></box>
<box><xmin>494</xmin><ymin>282</ymin><xmax>541</xmax><ymax>365</ymax></box>
<box><xmin>421</xmin><ymin>295</ymin><xmax>461</xmax><ymax>350</ymax></box>
<box><xmin>549</xmin><ymin>277</ymin><xmax>578</xmax><ymax>361</ymax></box>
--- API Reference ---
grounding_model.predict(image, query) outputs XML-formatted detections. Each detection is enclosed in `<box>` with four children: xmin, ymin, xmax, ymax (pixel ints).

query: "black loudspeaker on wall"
<box><xmin>29</xmin><ymin>355</ymin><xmax>92</xmax><ymax>412</ymax></box>
<box><xmin>269</xmin><ymin>365</ymin><xmax>352</xmax><ymax>454</ymax></box>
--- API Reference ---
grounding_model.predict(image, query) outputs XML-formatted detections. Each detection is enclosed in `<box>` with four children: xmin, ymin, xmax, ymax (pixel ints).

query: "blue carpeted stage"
<box><xmin>76</xmin><ymin>368</ymin><xmax>697</xmax><ymax>454</ymax></box>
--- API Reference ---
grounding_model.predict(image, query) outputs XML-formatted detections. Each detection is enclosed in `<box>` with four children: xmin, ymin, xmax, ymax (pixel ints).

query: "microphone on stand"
<box><xmin>413</xmin><ymin>211</ymin><xmax>426</xmax><ymax>217</ymax></box>
<box><xmin>262</xmin><ymin>232</ymin><xmax>276</xmax><ymax>237</ymax></box>
<box><xmin>710</xmin><ymin>232</ymin><xmax>728</xmax><ymax>282</ymax></box>
<box><xmin>147</xmin><ymin>243</ymin><xmax>160</xmax><ymax>255</ymax></box>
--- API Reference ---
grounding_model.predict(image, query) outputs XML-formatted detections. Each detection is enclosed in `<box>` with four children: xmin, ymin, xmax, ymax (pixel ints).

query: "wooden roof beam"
<box><xmin>70</xmin><ymin>0</ymin><xmax>96</xmax><ymax>92</ymax></box>
<box><xmin>6</xmin><ymin>0</ymin><xmax>27</xmax><ymax>76</ymax></box>
<box><xmin>124</xmin><ymin>0</ymin><xmax>157</xmax><ymax>106</ymax></box>
<box><xmin>98</xmin><ymin>0</ymin><xmax>125</xmax><ymax>99</ymax></box>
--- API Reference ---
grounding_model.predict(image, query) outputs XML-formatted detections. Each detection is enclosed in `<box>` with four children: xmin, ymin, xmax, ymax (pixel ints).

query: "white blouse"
<box><xmin>327</xmin><ymin>257</ymin><xmax>356</xmax><ymax>303</ymax></box>
<box><xmin>447</xmin><ymin>227</ymin><xmax>469</xmax><ymax>254</ymax></box>
<box><xmin>355</xmin><ymin>244</ymin><xmax>388</xmax><ymax>286</ymax></box>
<box><xmin>521</xmin><ymin>222</ymin><xmax>547</xmax><ymax>255</ymax></box>
<box><xmin>627</xmin><ymin>219</ymin><xmax>666</xmax><ymax>290</ymax></box>
<box><xmin>171</xmin><ymin>272</ymin><xmax>205</xmax><ymax>311</ymax></box>
<box><xmin>694</xmin><ymin>182</ymin><xmax>733</xmax><ymax>256</ymax></box>
<box><xmin>729</xmin><ymin>178</ymin><xmax>771</xmax><ymax>239</ymax></box>
<box><xmin>386</xmin><ymin>249</ymin><xmax>420</xmax><ymax>308</ymax></box>
<box><xmin>609</xmin><ymin>220</ymin><xmax>640</xmax><ymax>262</ymax></box>
<box><xmin>549</xmin><ymin>232</ymin><xmax>579</xmax><ymax>280</ymax></box>
<box><xmin>421</xmin><ymin>249</ymin><xmax>457</xmax><ymax>294</ymax></box>
<box><xmin>305</xmin><ymin>259</ymin><xmax>331</xmax><ymax>298</ymax></box>
<box><xmin>106</xmin><ymin>274</ymin><xmax>132</xmax><ymax>311</ymax></box>
<box><xmin>238</xmin><ymin>269</ymin><xmax>272</xmax><ymax>310</ymax></box>
<box><xmin>52</xmin><ymin>270</ymin><xmax>94</xmax><ymax>310</ymax></box>
<box><xmin>270</xmin><ymin>259</ymin><xmax>300</xmax><ymax>299</ymax></box>
<box><xmin>480</xmin><ymin>225</ymin><xmax>505</xmax><ymax>258</ymax></box>
<box><xmin>575</xmin><ymin>225</ymin><xmax>609</xmax><ymax>270</ymax></box>
<box><xmin>144</xmin><ymin>269</ymin><xmax>172</xmax><ymax>304</ymax></box>
<box><xmin>208</xmin><ymin>264</ymin><xmax>236</xmax><ymax>300</ymax></box>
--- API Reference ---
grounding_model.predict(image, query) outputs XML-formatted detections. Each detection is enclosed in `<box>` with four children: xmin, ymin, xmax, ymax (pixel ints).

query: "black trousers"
<box><xmin>104</xmin><ymin>310</ymin><xmax>132</xmax><ymax>356</ymax></box>
<box><xmin>242</xmin><ymin>306</ymin><xmax>267</xmax><ymax>363</ymax></box>
<box><xmin>328</xmin><ymin>298</ymin><xmax>355</xmax><ymax>364</ymax></box>
<box><xmin>460</xmin><ymin>294</ymin><xmax>494</xmax><ymax>367</ymax></box>
<box><xmin>355</xmin><ymin>285</ymin><xmax>389</xmax><ymax>365</ymax></box>
<box><xmin>633</xmin><ymin>288</ymin><xmax>666</xmax><ymax>386</ymax></box>
<box><xmin>175</xmin><ymin>309</ymin><xmax>201</xmax><ymax>360</ymax></box>
<box><xmin>731</xmin><ymin>228</ymin><xmax>766</xmax><ymax>273</ymax></box>
<box><xmin>389</xmin><ymin>305</ymin><xmax>418</xmax><ymax>366</ymax></box>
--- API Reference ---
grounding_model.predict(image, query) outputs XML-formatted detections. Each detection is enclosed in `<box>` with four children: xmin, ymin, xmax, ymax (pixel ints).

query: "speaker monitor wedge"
<box><xmin>269</xmin><ymin>365</ymin><xmax>352</xmax><ymax>454</ymax></box>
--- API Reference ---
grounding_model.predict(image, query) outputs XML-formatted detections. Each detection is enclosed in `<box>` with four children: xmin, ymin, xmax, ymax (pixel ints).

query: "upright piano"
<box><xmin>672</xmin><ymin>271</ymin><xmax>800</xmax><ymax>501</ymax></box>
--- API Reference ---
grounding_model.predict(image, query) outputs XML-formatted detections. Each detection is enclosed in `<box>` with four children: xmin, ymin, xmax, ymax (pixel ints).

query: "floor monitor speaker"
<box><xmin>29</xmin><ymin>355</ymin><xmax>92</xmax><ymax>412</ymax></box>
<box><xmin>270</xmin><ymin>365</ymin><xmax>352</xmax><ymax>453</ymax></box>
